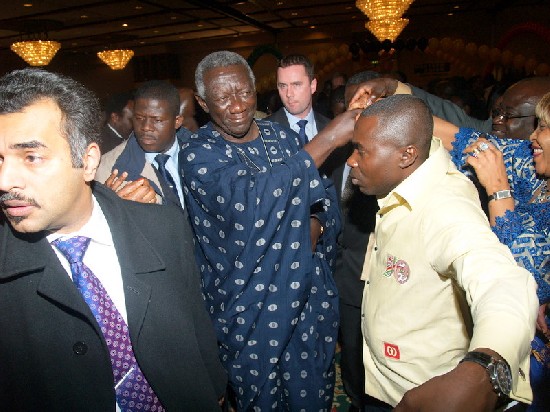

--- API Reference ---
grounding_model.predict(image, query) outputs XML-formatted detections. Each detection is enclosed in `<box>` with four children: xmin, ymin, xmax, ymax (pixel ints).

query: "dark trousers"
<box><xmin>339</xmin><ymin>302</ymin><xmax>365</xmax><ymax>409</ymax></box>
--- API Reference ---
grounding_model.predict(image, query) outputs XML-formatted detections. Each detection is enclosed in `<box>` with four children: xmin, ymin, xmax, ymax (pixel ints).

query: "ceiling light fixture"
<box><xmin>11</xmin><ymin>40</ymin><xmax>61</xmax><ymax>66</ymax></box>
<box><xmin>356</xmin><ymin>0</ymin><xmax>414</xmax><ymax>42</ymax></box>
<box><xmin>97</xmin><ymin>49</ymin><xmax>134</xmax><ymax>70</ymax></box>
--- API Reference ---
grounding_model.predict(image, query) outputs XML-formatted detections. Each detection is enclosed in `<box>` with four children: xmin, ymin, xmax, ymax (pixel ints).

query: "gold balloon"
<box><xmin>525</xmin><ymin>58</ymin><xmax>537</xmax><ymax>74</ymax></box>
<box><xmin>317</xmin><ymin>50</ymin><xmax>328</xmax><ymax>64</ymax></box>
<box><xmin>536</xmin><ymin>62</ymin><xmax>550</xmax><ymax>76</ymax></box>
<box><xmin>501</xmin><ymin>50</ymin><xmax>513</xmax><ymax>67</ymax></box>
<box><xmin>440</xmin><ymin>37</ymin><xmax>452</xmax><ymax>50</ymax></box>
<box><xmin>465</xmin><ymin>42</ymin><xmax>477</xmax><ymax>56</ymax></box>
<box><xmin>428</xmin><ymin>37</ymin><xmax>439</xmax><ymax>51</ymax></box>
<box><xmin>513</xmin><ymin>54</ymin><xmax>526</xmax><ymax>70</ymax></box>
<box><xmin>478</xmin><ymin>45</ymin><xmax>490</xmax><ymax>60</ymax></box>
<box><xmin>489</xmin><ymin>48</ymin><xmax>501</xmax><ymax>63</ymax></box>
<box><xmin>453</xmin><ymin>38</ymin><xmax>465</xmax><ymax>53</ymax></box>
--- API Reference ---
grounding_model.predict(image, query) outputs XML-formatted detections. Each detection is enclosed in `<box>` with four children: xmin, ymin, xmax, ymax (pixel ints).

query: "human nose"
<box><xmin>346</xmin><ymin>150</ymin><xmax>358</xmax><ymax>168</ymax></box>
<box><xmin>0</xmin><ymin>157</ymin><xmax>23</xmax><ymax>192</ymax></box>
<box><xmin>228</xmin><ymin>95</ymin><xmax>246</xmax><ymax>113</ymax></box>
<box><xmin>140</xmin><ymin>118</ymin><xmax>155</xmax><ymax>131</ymax></box>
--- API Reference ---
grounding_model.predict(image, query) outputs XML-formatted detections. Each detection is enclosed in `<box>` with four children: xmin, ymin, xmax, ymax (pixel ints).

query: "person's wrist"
<box><xmin>487</xmin><ymin>189</ymin><xmax>512</xmax><ymax>202</ymax></box>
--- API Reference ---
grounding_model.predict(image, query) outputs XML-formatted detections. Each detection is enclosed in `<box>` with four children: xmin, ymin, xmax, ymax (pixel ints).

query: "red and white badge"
<box><xmin>383</xmin><ymin>254</ymin><xmax>410</xmax><ymax>284</ymax></box>
<box><xmin>384</xmin><ymin>342</ymin><xmax>400</xmax><ymax>360</ymax></box>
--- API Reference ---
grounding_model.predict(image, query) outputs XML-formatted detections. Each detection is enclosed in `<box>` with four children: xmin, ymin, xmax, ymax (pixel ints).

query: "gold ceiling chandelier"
<box><xmin>10</xmin><ymin>40</ymin><xmax>61</xmax><ymax>66</ymax></box>
<box><xmin>97</xmin><ymin>49</ymin><xmax>134</xmax><ymax>70</ymax></box>
<box><xmin>356</xmin><ymin>0</ymin><xmax>415</xmax><ymax>42</ymax></box>
<box><xmin>365</xmin><ymin>18</ymin><xmax>409</xmax><ymax>42</ymax></box>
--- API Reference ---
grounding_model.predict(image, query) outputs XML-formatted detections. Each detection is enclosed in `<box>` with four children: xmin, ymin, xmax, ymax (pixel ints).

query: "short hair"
<box><xmin>361</xmin><ymin>94</ymin><xmax>433</xmax><ymax>157</ymax></box>
<box><xmin>0</xmin><ymin>68</ymin><xmax>101</xmax><ymax>168</ymax></box>
<box><xmin>134</xmin><ymin>80</ymin><xmax>180</xmax><ymax>117</ymax></box>
<box><xmin>278</xmin><ymin>54</ymin><xmax>315</xmax><ymax>81</ymax></box>
<box><xmin>535</xmin><ymin>91</ymin><xmax>550</xmax><ymax>127</ymax></box>
<box><xmin>195</xmin><ymin>51</ymin><xmax>255</xmax><ymax>99</ymax></box>
<box><xmin>104</xmin><ymin>90</ymin><xmax>134</xmax><ymax>116</ymax></box>
<box><xmin>347</xmin><ymin>70</ymin><xmax>380</xmax><ymax>86</ymax></box>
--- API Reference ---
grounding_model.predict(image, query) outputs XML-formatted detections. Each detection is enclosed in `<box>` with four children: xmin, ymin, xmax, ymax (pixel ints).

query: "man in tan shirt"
<box><xmin>347</xmin><ymin>94</ymin><xmax>537</xmax><ymax>411</ymax></box>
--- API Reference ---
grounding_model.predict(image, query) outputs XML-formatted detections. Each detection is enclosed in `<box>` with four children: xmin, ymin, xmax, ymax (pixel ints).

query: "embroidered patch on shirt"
<box><xmin>384</xmin><ymin>342</ymin><xmax>400</xmax><ymax>360</ymax></box>
<box><xmin>383</xmin><ymin>254</ymin><xmax>411</xmax><ymax>284</ymax></box>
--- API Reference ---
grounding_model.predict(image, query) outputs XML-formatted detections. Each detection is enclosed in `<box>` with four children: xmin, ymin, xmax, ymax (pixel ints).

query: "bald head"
<box><xmin>348</xmin><ymin>95</ymin><xmax>434</xmax><ymax>197</ymax></box>
<box><xmin>361</xmin><ymin>94</ymin><xmax>433</xmax><ymax>160</ymax></box>
<box><xmin>494</xmin><ymin>77</ymin><xmax>550</xmax><ymax>140</ymax></box>
<box><xmin>504</xmin><ymin>77</ymin><xmax>550</xmax><ymax>107</ymax></box>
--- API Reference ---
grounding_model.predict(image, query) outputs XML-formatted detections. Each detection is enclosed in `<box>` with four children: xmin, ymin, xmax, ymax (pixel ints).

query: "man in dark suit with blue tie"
<box><xmin>266</xmin><ymin>54</ymin><xmax>343</xmax><ymax>176</ymax></box>
<box><xmin>0</xmin><ymin>68</ymin><xmax>226</xmax><ymax>411</ymax></box>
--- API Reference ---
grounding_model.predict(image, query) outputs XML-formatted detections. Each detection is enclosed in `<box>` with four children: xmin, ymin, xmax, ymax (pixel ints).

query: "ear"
<box><xmin>399</xmin><ymin>145</ymin><xmax>418</xmax><ymax>169</ymax></box>
<box><xmin>174</xmin><ymin>114</ymin><xmax>184</xmax><ymax>129</ymax></box>
<box><xmin>196</xmin><ymin>95</ymin><xmax>210</xmax><ymax>114</ymax></box>
<box><xmin>311</xmin><ymin>78</ymin><xmax>317</xmax><ymax>94</ymax></box>
<box><xmin>82</xmin><ymin>142</ymin><xmax>101</xmax><ymax>182</ymax></box>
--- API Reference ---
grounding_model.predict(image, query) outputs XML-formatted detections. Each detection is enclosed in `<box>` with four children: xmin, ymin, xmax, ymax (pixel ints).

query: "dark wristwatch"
<box><xmin>460</xmin><ymin>351</ymin><xmax>512</xmax><ymax>398</ymax></box>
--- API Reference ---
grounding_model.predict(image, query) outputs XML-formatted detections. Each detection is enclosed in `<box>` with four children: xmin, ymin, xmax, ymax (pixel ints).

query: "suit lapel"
<box><xmin>93</xmin><ymin>184</ymin><xmax>165</xmax><ymax>340</ymax></box>
<box><xmin>0</xmin><ymin>224</ymin><xmax>101</xmax><ymax>321</ymax></box>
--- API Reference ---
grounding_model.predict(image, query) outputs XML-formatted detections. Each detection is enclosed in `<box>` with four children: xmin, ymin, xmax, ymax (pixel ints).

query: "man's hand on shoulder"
<box><xmin>394</xmin><ymin>354</ymin><xmax>499</xmax><ymax>412</ymax></box>
<box><xmin>105</xmin><ymin>169</ymin><xmax>159</xmax><ymax>204</ymax></box>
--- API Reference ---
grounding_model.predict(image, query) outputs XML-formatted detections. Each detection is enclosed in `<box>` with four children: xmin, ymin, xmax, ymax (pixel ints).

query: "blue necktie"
<box><xmin>297</xmin><ymin>119</ymin><xmax>308</xmax><ymax>142</ymax></box>
<box><xmin>52</xmin><ymin>236</ymin><xmax>164</xmax><ymax>411</ymax></box>
<box><xmin>155</xmin><ymin>153</ymin><xmax>179</xmax><ymax>198</ymax></box>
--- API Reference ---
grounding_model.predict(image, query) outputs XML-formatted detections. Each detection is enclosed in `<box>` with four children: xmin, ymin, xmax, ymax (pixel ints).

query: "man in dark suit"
<box><xmin>100</xmin><ymin>90</ymin><xmax>134</xmax><ymax>154</ymax></box>
<box><xmin>332</xmin><ymin>71</ymin><xmax>384</xmax><ymax>412</ymax></box>
<box><xmin>0</xmin><ymin>68</ymin><xmax>226</xmax><ymax>411</ymax></box>
<box><xmin>266</xmin><ymin>54</ymin><xmax>339</xmax><ymax>175</ymax></box>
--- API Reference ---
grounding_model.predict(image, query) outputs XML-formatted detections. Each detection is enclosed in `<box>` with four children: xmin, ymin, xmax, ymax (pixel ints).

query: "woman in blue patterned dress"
<box><xmin>434</xmin><ymin>92</ymin><xmax>550</xmax><ymax>411</ymax></box>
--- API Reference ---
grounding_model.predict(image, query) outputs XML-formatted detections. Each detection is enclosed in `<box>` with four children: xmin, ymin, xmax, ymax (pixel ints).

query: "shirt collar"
<box><xmin>144</xmin><ymin>137</ymin><xmax>179</xmax><ymax>165</ymax></box>
<box><xmin>284</xmin><ymin>107</ymin><xmax>315</xmax><ymax>128</ymax></box>
<box><xmin>47</xmin><ymin>195</ymin><xmax>114</xmax><ymax>247</ymax></box>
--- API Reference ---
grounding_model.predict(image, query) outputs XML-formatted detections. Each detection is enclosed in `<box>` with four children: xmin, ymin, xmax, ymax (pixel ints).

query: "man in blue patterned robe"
<box><xmin>180</xmin><ymin>51</ymin><xmax>358</xmax><ymax>411</ymax></box>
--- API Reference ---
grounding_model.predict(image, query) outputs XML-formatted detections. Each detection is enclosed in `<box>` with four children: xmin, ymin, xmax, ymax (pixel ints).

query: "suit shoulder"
<box><xmin>96</xmin><ymin>140</ymin><xmax>129</xmax><ymax>183</ymax></box>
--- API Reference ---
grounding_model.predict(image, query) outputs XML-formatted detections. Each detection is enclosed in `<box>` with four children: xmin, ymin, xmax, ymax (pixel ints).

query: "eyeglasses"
<box><xmin>491</xmin><ymin>108</ymin><xmax>536</xmax><ymax>122</ymax></box>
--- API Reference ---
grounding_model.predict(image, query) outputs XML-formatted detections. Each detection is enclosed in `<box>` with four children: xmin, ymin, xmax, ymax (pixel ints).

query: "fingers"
<box><xmin>104</xmin><ymin>169</ymin><xmax>128</xmax><ymax>191</ymax></box>
<box><xmin>116</xmin><ymin>178</ymin><xmax>157</xmax><ymax>204</ymax></box>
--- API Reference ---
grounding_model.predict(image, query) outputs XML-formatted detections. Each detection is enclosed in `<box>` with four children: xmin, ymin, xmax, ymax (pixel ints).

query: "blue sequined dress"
<box><xmin>451</xmin><ymin>128</ymin><xmax>549</xmax><ymax>411</ymax></box>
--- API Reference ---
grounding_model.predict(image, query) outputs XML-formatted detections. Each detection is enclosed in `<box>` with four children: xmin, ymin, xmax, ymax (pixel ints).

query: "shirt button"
<box><xmin>374</xmin><ymin>246</ymin><xmax>378</xmax><ymax>251</ymax></box>
<box><xmin>73</xmin><ymin>341</ymin><xmax>88</xmax><ymax>355</ymax></box>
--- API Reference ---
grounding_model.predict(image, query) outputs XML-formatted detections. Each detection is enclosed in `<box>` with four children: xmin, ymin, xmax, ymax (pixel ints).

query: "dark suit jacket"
<box><xmin>332</xmin><ymin>146</ymin><xmax>378</xmax><ymax>308</ymax></box>
<box><xmin>266</xmin><ymin>107</ymin><xmax>346</xmax><ymax>177</ymax></box>
<box><xmin>99</xmin><ymin>123</ymin><xmax>126</xmax><ymax>155</ymax></box>
<box><xmin>0</xmin><ymin>183</ymin><xmax>226</xmax><ymax>411</ymax></box>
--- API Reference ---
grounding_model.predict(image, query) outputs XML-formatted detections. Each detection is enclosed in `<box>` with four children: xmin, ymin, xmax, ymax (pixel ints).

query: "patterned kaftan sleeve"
<box><xmin>450</xmin><ymin>128</ymin><xmax>550</xmax><ymax>304</ymax></box>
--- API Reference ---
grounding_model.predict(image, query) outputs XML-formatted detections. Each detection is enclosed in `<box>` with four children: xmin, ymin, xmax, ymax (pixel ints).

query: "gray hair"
<box><xmin>195</xmin><ymin>51</ymin><xmax>255</xmax><ymax>99</ymax></box>
<box><xmin>0</xmin><ymin>68</ymin><xmax>101</xmax><ymax>168</ymax></box>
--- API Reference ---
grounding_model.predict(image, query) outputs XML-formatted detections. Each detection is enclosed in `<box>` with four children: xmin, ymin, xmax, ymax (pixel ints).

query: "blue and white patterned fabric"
<box><xmin>180</xmin><ymin>119</ymin><xmax>341</xmax><ymax>411</ymax></box>
<box><xmin>451</xmin><ymin>128</ymin><xmax>550</xmax><ymax>411</ymax></box>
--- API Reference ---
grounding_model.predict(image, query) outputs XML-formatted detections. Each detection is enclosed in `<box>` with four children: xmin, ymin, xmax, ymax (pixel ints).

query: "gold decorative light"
<box><xmin>356</xmin><ymin>0</ymin><xmax>414</xmax><ymax>42</ymax></box>
<box><xmin>10</xmin><ymin>40</ymin><xmax>61</xmax><ymax>66</ymax></box>
<box><xmin>97</xmin><ymin>49</ymin><xmax>134</xmax><ymax>70</ymax></box>
<box><xmin>366</xmin><ymin>18</ymin><xmax>409</xmax><ymax>42</ymax></box>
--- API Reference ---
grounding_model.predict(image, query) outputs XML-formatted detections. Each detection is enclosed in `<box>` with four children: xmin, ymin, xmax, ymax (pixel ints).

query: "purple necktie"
<box><xmin>297</xmin><ymin>119</ymin><xmax>308</xmax><ymax>142</ymax></box>
<box><xmin>52</xmin><ymin>236</ymin><xmax>164</xmax><ymax>411</ymax></box>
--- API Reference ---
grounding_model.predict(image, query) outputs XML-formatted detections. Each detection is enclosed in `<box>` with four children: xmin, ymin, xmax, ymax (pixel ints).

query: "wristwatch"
<box><xmin>488</xmin><ymin>189</ymin><xmax>512</xmax><ymax>202</ymax></box>
<box><xmin>460</xmin><ymin>351</ymin><xmax>512</xmax><ymax>398</ymax></box>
